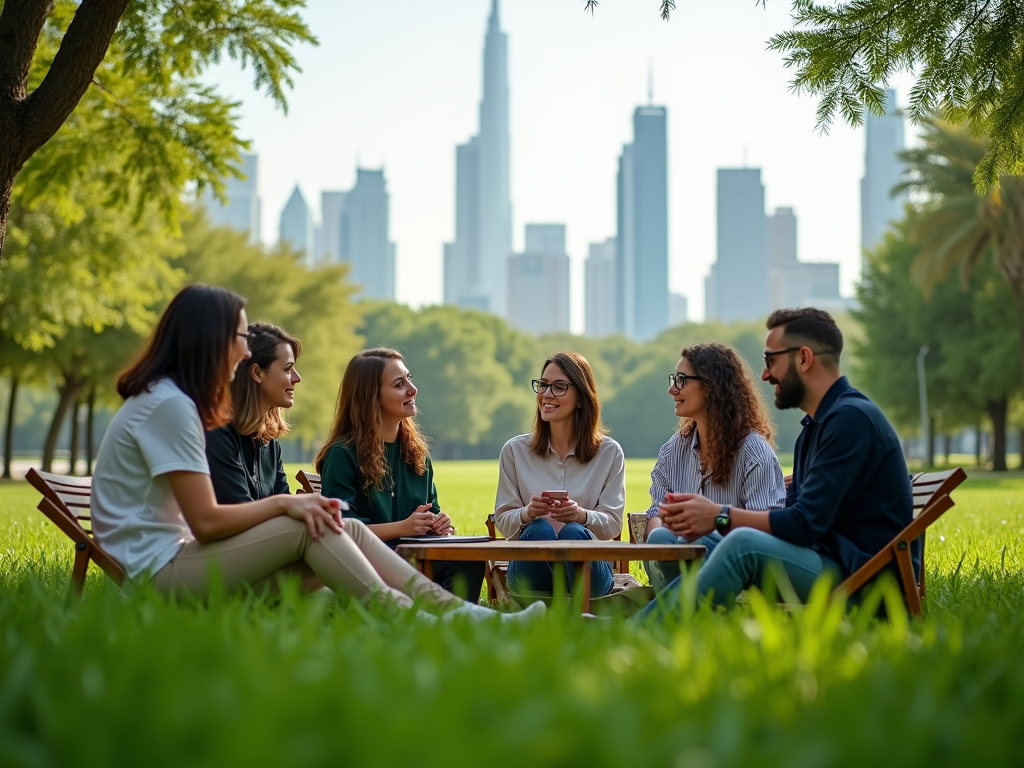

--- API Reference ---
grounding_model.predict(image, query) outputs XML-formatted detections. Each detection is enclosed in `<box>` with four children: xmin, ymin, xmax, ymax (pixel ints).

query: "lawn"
<box><xmin>1</xmin><ymin>460</ymin><xmax>1023</xmax><ymax>767</ymax></box>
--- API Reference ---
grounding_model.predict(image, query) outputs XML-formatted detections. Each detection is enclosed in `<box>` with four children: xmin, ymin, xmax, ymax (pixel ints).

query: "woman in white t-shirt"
<box><xmin>91</xmin><ymin>284</ymin><xmax>542</xmax><ymax>621</ymax></box>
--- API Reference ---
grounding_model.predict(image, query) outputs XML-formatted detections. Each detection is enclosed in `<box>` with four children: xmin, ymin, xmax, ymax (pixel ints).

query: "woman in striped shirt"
<box><xmin>644</xmin><ymin>342</ymin><xmax>786</xmax><ymax>592</ymax></box>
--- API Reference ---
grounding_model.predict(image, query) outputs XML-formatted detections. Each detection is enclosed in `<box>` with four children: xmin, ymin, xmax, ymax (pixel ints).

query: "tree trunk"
<box><xmin>68</xmin><ymin>397</ymin><xmax>81</xmax><ymax>475</ymax></box>
<box><xmin>975</xmin><ymin>423</ymin><xmax>983</xmax><ymax>467</ymax></box>
<box><xmin>986</xmin><ymin>398</ymin><xmax>1008</xmax><ymax>472</ymax></box>
<box><xmin>0</xmin><ymin>0</ymin><xmax>132</xmax><ymax>256</ymax></box>
<box><xmin>41</xmin><ymin>375</ymin><xmax>84</xmax><ymax>472</ymax></box>
<box><xmin>944</xmin><ymin>434</ymin><xmax>951</xmax><ymax>465</ymax></box>
<box><xmin>85</xmin><ymin>386</ymin><xmax>96</xmax><ymax>476</ymax></box>
<box><xmin>2</xmin><ymin>374</ymin><xmax>17</xmax><ymax>479</ymax></box>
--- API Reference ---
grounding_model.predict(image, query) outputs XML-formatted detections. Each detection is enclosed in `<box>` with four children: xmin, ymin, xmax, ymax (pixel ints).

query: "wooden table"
<box><xmin>396</xmin><ymin>540</ymin><xmax>706</xmax><ymax>614</ymax></box>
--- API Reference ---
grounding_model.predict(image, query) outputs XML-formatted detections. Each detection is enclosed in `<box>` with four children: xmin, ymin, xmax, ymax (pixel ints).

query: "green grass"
<box><xmin>2</xmin><ymin>461</ymin><xmax>1024</xmax><ymax>767</ymax></box>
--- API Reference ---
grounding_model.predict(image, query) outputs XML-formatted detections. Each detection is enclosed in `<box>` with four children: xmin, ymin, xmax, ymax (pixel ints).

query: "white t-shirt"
<box><xmin>92</xmin><ymin>378</ymin><xmax>210</xmax><ymax>579</ymax></box>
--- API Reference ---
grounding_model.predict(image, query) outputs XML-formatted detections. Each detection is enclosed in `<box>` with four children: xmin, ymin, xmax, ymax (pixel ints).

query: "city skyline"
<box><xmin>204</xmin><ymin>0</ymin><xmax>920</xmax><ymax>330</ymax></box>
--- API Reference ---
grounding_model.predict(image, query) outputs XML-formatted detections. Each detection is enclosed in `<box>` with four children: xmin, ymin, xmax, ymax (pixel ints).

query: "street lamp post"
<box><xmin>917</xmin><ymin>345</ymin><xmax>930</xmax><ymax>466</ymax></box>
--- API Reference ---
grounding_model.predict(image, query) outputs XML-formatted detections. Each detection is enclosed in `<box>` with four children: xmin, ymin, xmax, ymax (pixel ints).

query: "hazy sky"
<box><xmin>207</xmin><ymin>0</ymin><xmax>917</xmax><ymax>331</ymax></box>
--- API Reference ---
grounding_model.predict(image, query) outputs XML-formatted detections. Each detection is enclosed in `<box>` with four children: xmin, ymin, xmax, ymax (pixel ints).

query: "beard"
<box><xmin>771</xmin><ymin>364</ymin><xmax>806</xmax><ymax>410</ymax></box>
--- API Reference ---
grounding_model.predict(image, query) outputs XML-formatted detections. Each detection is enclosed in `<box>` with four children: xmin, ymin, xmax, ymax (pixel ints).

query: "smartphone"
<box><xmin>542</xmin><ymin>490</ymin><xmax>569</xmax><ymax>503</ymax></box>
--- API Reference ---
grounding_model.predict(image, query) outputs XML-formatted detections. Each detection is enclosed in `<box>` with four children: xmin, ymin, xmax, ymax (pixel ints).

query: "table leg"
<box><xmin>419</xmin><ymin>559</ymin><xmax>434</xmax><ymax>581</ymax></box>
<box><xmin>553</xmin><ymin>562</ymin><xmax>567</xmax><ymax>605</ymax></box>
<box><xmin>577</xmin><ymin>561</ymin><xmax>591</xmax><ymax>615</ymax></box>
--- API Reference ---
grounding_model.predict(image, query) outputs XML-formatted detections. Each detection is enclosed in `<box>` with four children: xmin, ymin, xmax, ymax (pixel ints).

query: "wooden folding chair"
<box><xmin>831</xmin><ymin>467</ymin><xmax>967</xmax><ymax>615</ymax></box>
<box><xmin>25</xmin><ymin>468</ymin><xmax>127</xmax><ymax>597</ymax></box>
<box><xmin>294</xmin><ymin>470</ymin><xmax>321</xmax><ymax>495</ymax></box>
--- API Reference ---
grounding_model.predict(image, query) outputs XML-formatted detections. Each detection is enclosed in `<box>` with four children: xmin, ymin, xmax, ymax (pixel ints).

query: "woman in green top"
<box><xmin>315</xmin><ymin>348</ymin><xmax>485</xmax><ymax>601</ymax></box>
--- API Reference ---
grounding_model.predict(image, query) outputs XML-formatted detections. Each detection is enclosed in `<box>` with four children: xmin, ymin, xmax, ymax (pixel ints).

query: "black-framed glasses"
<box><xmin>668</xmin><ymin>372</ymin><xmax>702</xmax><ymax>389</ymax></box>
<box><xmin>763</xmin><ymin>346</ymin><xmax>827</xmax><ymax>369</ymax></box>
<box><xmin>235</xmin><ymin>332</ymin><xmax>254</xmax><ymax>343</ymax></box>
<box><xmin>532</xmin><ymin>379</ymin><xmax>573</xmax><ymax>396</ymax></box>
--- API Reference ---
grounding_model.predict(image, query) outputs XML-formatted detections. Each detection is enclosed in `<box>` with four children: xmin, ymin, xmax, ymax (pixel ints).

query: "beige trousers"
<box><xmin>152</xmin><ymin>516</ymin><xmax>462</xmax><ymax>611</ymax></box>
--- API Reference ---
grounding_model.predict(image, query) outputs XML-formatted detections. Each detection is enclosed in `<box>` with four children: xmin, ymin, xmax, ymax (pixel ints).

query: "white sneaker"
<box><xmin>449</xmin><ymin>600</ymin><xmax>547</xmax><ymax>622</ymax></box>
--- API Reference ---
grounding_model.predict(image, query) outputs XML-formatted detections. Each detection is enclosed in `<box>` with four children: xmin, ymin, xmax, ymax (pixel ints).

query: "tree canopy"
<box><xmin>855</xmin><ymin>218</ymin><xmax>1019</xmax><ymax>469</ymax></box>
<box><xmin>0</xmin><ymin>0</ymin><xmax>315</xmax><ymax>255</ymax></box>
<box><xmin>770</xmin><ymin>1</ymin><xmax>1024</xmax><ymax>191</ymax></box>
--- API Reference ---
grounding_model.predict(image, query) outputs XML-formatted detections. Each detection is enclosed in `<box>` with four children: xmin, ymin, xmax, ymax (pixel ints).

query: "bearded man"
<box><xmin>638</xmin><ymin>308</ymin><xmax>915</xmax><ymax>617</ymax></box>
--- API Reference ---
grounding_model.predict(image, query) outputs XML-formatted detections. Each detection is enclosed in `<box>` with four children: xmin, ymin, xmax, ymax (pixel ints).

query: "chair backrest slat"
<box><xmin>26</xmin><ymin>468</ymin><xmax>127</xmax><ymax>594</ymax></box>
<box><xmin>295</xmin><ymin>470</ymin><xmax>322</xmax><ymax>495</ymax></box>
<box><xmin>911</xmin><ymin>469</ymin><xmax>967</xmax><ymax>519</ymax></box>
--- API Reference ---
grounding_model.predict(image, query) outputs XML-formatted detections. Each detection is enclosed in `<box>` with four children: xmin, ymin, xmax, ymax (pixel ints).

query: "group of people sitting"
<box><xmin>90</xmin><ymin>283</ymin><xmax>915</xmax><ymax>621</ymax></box>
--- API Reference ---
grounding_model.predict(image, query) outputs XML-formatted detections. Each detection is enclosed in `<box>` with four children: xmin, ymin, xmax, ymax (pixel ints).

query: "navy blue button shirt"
<box><xmin>768</xmin><ymin>377</ymin><xmax>914</xmax><ymax>578</ymax></box>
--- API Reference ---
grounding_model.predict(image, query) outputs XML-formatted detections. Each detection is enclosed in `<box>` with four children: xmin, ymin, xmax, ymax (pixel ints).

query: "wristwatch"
<box><xmin>714</xmin><ymin>505</ymin><xmax>732</xmax><ymax>535</ymax></box>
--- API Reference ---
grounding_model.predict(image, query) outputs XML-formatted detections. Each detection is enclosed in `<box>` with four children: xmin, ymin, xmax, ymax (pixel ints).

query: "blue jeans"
<box><xmin>508</xmin><ymin>519</ymin><xmax>614</xmax><ymax>599</ymax></box>
<box><xmin>643</xmin><ymin>526</ymin><xmax>722</xmax><ymax>593</ymax></box>
<box><xmin>636</xmin><ymin>528</ymin><xmax>842</xmax><ymax>622</ymax></box>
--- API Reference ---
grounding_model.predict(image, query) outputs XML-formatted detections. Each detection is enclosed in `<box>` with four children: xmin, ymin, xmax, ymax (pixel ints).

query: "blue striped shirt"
<box><xmin>645</xmin><ymin>429</ymin><xmax>787</xmax><ymax>518</ymax></box>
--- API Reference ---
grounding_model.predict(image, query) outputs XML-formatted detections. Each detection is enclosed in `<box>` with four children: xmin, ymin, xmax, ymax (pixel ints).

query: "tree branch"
<box><xmin>19</xmin><ymin>0</ymin><xmax>130</xmax><ymax>164</ymax></box>
<box><xmin>0</xmin><ymin>0</ymin><xmax>55</xmax><ymax>102</ymax></box>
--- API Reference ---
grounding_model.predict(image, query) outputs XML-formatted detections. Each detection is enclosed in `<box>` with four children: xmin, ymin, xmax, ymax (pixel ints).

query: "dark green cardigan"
<box><xmin>319</xmin><ymin>441</ymin><xmax>440</xmax><ymax>534</ymax></box>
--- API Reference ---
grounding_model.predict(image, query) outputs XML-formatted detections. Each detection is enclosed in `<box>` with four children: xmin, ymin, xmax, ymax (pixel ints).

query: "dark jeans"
<box><xmin>432</xmin><ymin>559</ymin><xmax>486</xmax><ymax>602</ymax></box>
<box><xmin>636</xmin><ymin>528</ymin><xmax>842</xmax><ymax>622</ymax></box>
<box><xmin>507</xmin><ymin>519</ymin><xmax>614</xmax><ymax>598</ymax></box>
<box><xmin>385</xmin><ymin>540</ymin><xmax>485</xmax><ymax>602</ymax></box>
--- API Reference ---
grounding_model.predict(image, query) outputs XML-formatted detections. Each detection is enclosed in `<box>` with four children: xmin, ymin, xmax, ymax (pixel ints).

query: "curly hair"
<box><xmin>677</xmin><ymin>342</ymin><xmax>775</xmax><ymax>485</ymax></box>
<box><xmin>314</xmin><ymin>348</ymin><xmax>429</xmax><ymax>493</ymax></box>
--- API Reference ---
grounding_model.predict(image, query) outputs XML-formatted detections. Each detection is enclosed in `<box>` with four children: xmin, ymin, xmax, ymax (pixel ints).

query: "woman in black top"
<box><xmin>206</xmin><ymin>322</ymin><xmax>301</xmax><ymax>504</ymax></box>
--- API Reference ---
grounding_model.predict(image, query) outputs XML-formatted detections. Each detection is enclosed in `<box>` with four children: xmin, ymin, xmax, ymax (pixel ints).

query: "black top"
<box><xmin>319</xmin><ymin>440</ymin><xmax>439</xmax><ymax>530</ymax></box>
<box><xmin>768</xmin><ymin>377</ymin><xmax>915</xmax><ymax>578</ymax></box>
<box><xmin>205</xmin><ymin>424</ymin><xmax>289</xmax><ymax>503</ymax></box>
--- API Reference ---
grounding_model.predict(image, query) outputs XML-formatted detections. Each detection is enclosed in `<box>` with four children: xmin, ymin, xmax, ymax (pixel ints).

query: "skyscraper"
<box><xmin>507</xmin><ymin>224</ymin><xmax>570</xmax><ymax>335</ymax></box>
<box><xmin>669</xmin><ymin>293</ymin><xmax>688</xmax><ymax>327</ymax></box>
<box><xmin>279</xmin><ymin>185</ymin><xmax>314</xmax><ymax>266</ymax></box>
<box><xmin>767</xmin><ymin>206</ymin><xmax>848</xmax><ymax>312</ymax></box>
<box><xmin>767</xmin><ymin>206</ymin><xmax>797</xmax><ymax>309</ymax></box>
<box><xmin>585</xmin><ymin>237</ymin><xmax>617</xmax><ymax>337</ymax></box>
<box><xmin>204</xmin><ymin>152</ymin><xmax>261</xmax><ymax>244</ymax></box>
<box><xmin>616</xmin><ymin>105</ymin><xmax>668</xmax><ymax>340</ymax></box>
<box><xmin>861</xmin><ymin>88</ymin><xmax>906</xmax><ymax>266</ymax></box>
<box><xmin>706</xmin><ymin>168</ymin><xmax>768</xmax><ymax>323</ymax></box>
<box><xmin>319</xmin><ymin>191</ymin><xmax>348</xmax><ymax>263</ymax></box>
<box><xmin>340</xmin><ymin>168</ymin><xmax>395</xmax><ymax>301</ymax></box>
<box><xmin>444</xmin><ymin>0</ymin><xmax>512</xmax><ymax>316</ymax></box>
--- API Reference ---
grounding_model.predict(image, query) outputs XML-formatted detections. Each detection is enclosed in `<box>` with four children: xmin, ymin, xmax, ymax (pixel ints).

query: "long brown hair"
<box><xmin>314</xmin><ymin>348</ymin><xmax>430</xmax><ymax>492</ymax></box>
<box><xmin>677</xmin><ymin>342</ymin><xmax>775</xmax><ymax>485</ymax></box>
<box><xmin>231</xmin><ymin>322</ymin><xmax>302</xmax><ymax>442</ymax></box>
<box><xmin>117</xmin><ymin>284</ymin><xmax>245</xmax><ymax>429</ymax></box>
<box><xmin>530</xmin><ymin>351</ymin><xmax>608</xmax><ymax>464</ymax></box>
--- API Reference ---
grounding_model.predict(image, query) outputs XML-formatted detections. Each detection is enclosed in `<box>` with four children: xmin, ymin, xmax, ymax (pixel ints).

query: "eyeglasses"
<box><xmin>236</xmin><ymin>332</ymin><xmax>254</xmax><ymax>344</ymax></box>
<box><xmin>763</xmin><ymin>346</ymin><xmax>827</xmax><ymax>370</ymax></box>
<box><xmin>532</xmin><ymin>379</ymin><xmax>574</xmax><ymax>396</ymax></box>
<box><xmin>668</xmin><ymin>372</ymin><xmax>702</xmax><ymax>389</ymax></box>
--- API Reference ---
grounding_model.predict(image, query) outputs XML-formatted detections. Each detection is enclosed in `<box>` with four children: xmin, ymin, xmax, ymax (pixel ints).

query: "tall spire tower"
<box><xmin>444</xmin><ymin>0</ymin><xmax>513</xmax><ymax>316</ymax></box>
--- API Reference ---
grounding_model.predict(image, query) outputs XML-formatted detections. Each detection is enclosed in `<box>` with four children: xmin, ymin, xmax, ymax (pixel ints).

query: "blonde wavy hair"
<box><xmin>230</xmin><ymin>322</ymin><xmax>301</xmax><ymax>442</ymax></box>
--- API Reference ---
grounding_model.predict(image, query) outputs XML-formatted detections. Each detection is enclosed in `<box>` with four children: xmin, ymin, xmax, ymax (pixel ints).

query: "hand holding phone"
<box><xmin>541</xmin><ymin>490</ymin><xmax>568</xmax><ymax>507</ymax></box>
